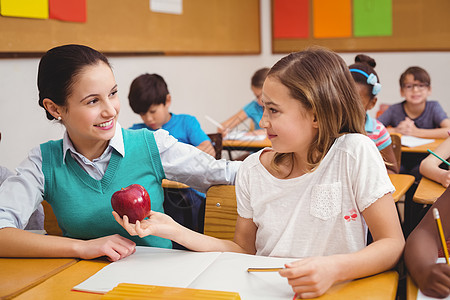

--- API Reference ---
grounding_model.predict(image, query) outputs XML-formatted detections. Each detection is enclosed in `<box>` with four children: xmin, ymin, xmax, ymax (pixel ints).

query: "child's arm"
<box><xmin>279</xmin><ymin>193</ymin><xmax>404</xmax><ymax>299</ymax></box>
<box><xmin>420</xmin><ymin>137</ymin><xmax>450</xmax><ymax>187</ymax></box>
<box><xmin>0</xmin><ymin>227</ymin><xmax>136</xmax><ymax>261</ymax></box>
<box><xmin>112</xmin><ymin>211</ymin><xmax>257</xmax><ymax>254</ymax></box>
<box><xmin>196</xmin><ymin>140</ymin><xmax>216</xmax><ymax>157</ymax></box>
<box><xmin>219</xmin><ymin>110</ymin><xmax>248</xmax><ymax>136</ymax></box>
<box><xmin>404</xmin><ymin>187</ymin><xmax>450</xmax><ymax>298</ymax></box>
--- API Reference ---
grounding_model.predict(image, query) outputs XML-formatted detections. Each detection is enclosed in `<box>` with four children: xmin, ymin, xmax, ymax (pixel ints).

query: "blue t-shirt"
<box><xmin>243</xmin><ymin>100</ymin><xmax>263</xmax><ymax>130</ymax></box>
<box><xmin>130</xmin><ymin>113</ymin><xmax>210</xmax><ymax>147</ymax></box>
<box><xmin>378</xmin><ymin>100</ymin><xmax>448</xmax><ymax>129</ymax></box>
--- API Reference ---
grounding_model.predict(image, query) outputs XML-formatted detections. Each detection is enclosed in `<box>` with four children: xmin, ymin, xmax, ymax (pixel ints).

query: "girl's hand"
<box><xmin>418</xmin><ymin>263</ymin><xmax>450</xmax><ymax>298</ymax></box>
<box><xmin>279</xmin><ymin>256</ymin><xmax>340</xmax><ymax>299</ymax></box>
<box><xmin>75</xmin><ymin>234</ymin><xmax>136</xmax><ymax>262</ymax></box>
<box><xmin>112</xmin><ymin>210</ymin><xmax>180</xmax><ymax>240</ymax></box>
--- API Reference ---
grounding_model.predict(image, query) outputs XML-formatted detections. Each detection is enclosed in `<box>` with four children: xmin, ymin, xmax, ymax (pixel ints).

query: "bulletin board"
<box><xmin>0</xmin><ymin>0</ymin><xmax>260</xmax><ymax>56</ymax></box>
<box><xmin>272</xmin><ymin>0</ymin><xmax>450</xmax><ymax>53</ymax></box>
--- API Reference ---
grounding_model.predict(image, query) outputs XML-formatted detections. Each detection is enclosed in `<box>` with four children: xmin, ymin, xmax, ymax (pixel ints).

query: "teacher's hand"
<box><xmin>75</xmin><ymin>234</ymin><xmax>136</xmax><ymax>262</ymax></box>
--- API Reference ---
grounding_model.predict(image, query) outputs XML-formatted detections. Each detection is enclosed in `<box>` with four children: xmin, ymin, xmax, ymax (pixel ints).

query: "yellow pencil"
<box><xmin>433</xmin><ymin>208</ymin><xmax>450</xmax><ymax>264</ymax></box>
<box><xmin>247</xmin><ymin>267</ymin><xmax>284</xmax><ymax>272</ymax></box>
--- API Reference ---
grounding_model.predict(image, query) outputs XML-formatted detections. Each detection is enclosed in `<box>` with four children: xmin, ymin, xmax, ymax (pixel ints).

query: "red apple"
<box><xmin>111</xmin><ymin>184</ymin><xmax>151</xmax><ymax>224</ymax></box>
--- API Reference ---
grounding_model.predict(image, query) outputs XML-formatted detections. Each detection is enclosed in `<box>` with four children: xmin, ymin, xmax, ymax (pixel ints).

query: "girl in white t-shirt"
<box><xmin>114</xmin><ymin>47</ymin><xmax>405</xmax><ymax>299</ymax></box>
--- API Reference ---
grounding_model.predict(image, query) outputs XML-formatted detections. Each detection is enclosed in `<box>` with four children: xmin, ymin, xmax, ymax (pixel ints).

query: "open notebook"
<box><xmin>401</xmin><ymin>135</ymin><xmax>435</xmax><ymax>148</ymax></box>
<box><xmin>73</xmin><ymin>246</ymin><xmax>296</xmax><ymax>300</ymax></box>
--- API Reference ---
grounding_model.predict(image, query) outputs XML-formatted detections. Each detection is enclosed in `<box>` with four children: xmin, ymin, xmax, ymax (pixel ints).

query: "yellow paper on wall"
<box><xmin>0</xmin><ymin>0</ymin><xmax>48</xmax><ymax>19</ymax></box>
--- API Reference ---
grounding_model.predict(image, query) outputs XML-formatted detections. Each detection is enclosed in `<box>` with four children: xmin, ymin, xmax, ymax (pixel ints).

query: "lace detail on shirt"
<box><xmin>310</xmin><ymin>182</ymin><xmax>342</xmax><ymax>220</ymax></box>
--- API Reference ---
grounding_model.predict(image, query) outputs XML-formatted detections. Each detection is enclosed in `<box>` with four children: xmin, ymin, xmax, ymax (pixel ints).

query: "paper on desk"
<box><xmin>401</xmin><ymin>135</ymin><xmax>435</xmax><ymax>148</ymax></box>
<box><xmin>73</xmin><ymin>247</ymin><xmax>221</xmax><ymax>293</ymax></box>
<box><xmin>73</xmin><ymin>247</ymin><xmax>296</xmax><ymax>300</ymax></box>
<box><xmin>189</xmin><ymin>252</ymin><xmax>295</xmax><ymax>300</ymax></box>
<box><xmin>417</xmin><ymin>258</ymin><xmax>450</xmax><ymax>300</ymax></box>
<box><xmin>224</xmin><ymin>131</ymin><xmax>267</xmax><ymax>141</ymax></box>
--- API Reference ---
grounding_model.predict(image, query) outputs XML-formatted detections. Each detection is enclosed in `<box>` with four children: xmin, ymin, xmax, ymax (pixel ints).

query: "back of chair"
<box><xmin>390</xmin><ymin>133</ymin><xmax>402</xmax><ymax>171</ymax></box>
<box><xmin>207</xmin><ymin>133</ymin><xmax>223</xmax><ymax>159</ymax></box>
<box><xmin>204</xmin><ymin>185</ymin><xmax>237</xmax><ymax>241</ymax></box>
<box><xmin>376</xmin><ymin>103</ymin><xmax>390</xmax><ymax>119</ymax></box>
<box><xmin>42</xmin><ymin>200</ymin><xmax>63</xmax><ymax>236</ymax></box>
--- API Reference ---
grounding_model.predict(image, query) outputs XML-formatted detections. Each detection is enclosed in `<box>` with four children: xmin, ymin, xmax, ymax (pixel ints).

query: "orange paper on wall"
<box><xmin>313</xmin><ymin>0</ymin><xmax>351</xmax><ymax>38</ymax></box>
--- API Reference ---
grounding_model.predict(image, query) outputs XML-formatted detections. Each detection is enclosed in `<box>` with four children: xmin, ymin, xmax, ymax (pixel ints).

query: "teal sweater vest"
<box><xmin>41</xmin><ymin>129</ymin><xmax>172</xmax><ymax>248</ymax></box>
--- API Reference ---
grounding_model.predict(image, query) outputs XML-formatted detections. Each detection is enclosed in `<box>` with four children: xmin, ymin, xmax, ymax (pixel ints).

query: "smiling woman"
<box><xmin>0</xmin><ymin>44</ymin><xmax>241</xmax><ymax>261</ymax></box>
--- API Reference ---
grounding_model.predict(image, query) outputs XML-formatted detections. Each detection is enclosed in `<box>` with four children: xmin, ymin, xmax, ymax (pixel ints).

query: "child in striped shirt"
<box><xmin>349</xmin><ymin>55</ymin><xmax>399</xmax><ymax>174</ymax></box>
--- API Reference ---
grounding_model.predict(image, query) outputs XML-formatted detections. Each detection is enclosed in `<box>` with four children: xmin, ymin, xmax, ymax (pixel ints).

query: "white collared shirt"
<box><xmin>0</xmin><ymin>123</ymin><xmax>241</xmax><ymax>229</ymax></box>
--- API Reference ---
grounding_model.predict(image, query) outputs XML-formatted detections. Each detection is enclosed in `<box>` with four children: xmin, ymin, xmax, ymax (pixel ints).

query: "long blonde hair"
<box><xmin>268</xmin><ymin>47</ymin><xmax>366</xmax><ymax>172</ymax></box>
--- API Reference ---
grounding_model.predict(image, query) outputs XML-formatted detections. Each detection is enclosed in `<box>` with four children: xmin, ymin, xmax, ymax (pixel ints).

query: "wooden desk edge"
<box><xmin>162</xmin><ymin>179</ymin><xmax>189</xmax><ymax>189</ymax></box>
<box><xmin>407</xmin><ymin>275</ymin><xmax>418</xmax><ymax>300</ymax></box>
<box><xmin>389</xmin><ymin>174</ymin><xmax>415</xmax><ymax>203</ymax></box>
<box><xmin>413</xmin><ymin>177</ymin><xmax>446</xmax><ymax>205</ymax></box>
<box><xmin>2</xmin><ymin>258</ymin><xmax>78</xmax><ymax>299</ymax></box>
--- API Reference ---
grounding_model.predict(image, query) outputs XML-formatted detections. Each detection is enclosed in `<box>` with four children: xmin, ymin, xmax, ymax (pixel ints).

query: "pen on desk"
<box><xmin>433</xmin><ymin>208</ymin><xmax>450</xmax><ymax>264</ymax></box>
<box><xmin>427</xmin><ymin>149</ymin><xmax>450</xmax><ymax>167</ymax></box>
<box><xmin>247</xmin><ymin>267</ymin><xmax>284</xmax><ymax>272</ymax></box>
<box><xmin>205</xmin><ymin>115</ymin><xmax>224</xmax><ymax>130</ymax></box>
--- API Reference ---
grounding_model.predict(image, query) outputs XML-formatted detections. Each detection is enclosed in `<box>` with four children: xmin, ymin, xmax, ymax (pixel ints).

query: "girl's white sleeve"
<box><xmin>154</xmin><ymin>129</ymin><xmax>242</xmax><ymax>193</ymax></box>
<box><xmin>0</xmin><ymin>146</ymin><xmax>45</xmax><ymax>229</ymax></box>
<box><xmin>351</xmin><ymin>136</ymin><xmax>395</xmax><ymax>212</ymax></box>
<box><xmin>235</xmin><ymin>159</ymin><xmax>253</xmax><ymax>219</ymax></box>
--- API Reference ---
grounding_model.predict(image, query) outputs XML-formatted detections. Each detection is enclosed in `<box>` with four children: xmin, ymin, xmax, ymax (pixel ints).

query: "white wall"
<box><xmin>1</xmin><ymin>0</ymin><xmax>449</xmax><ymax>170</ymax></box>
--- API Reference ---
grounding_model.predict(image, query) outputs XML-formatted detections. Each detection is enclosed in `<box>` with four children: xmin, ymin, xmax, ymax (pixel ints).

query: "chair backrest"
<box><xmin>207</xmin><ymin>133</ymin><xmax>223</xmax><ymax>159</ymax></box>
<box><xmin>204</xmin><ymin>185</ymin><xmax>237</xmax><ymax>241</ymax></box>
<box><xmin>376</xmin><ymin>103</ymin><xmax>390</xmax><ymax>119</ymax></box>
<box><xmin>249</xmin><ymin>119</ymin><xmax>255</xmax><ymax>131</ymax></box>
<box><xmin>390</xmin><ymin>133</ymin><xmax>402</xmax><ymax>171</ymax></box>
<box><xmin>42</xmin><ymin>200</ymin><xmax>63</xmax><ymax>236</ymax></box>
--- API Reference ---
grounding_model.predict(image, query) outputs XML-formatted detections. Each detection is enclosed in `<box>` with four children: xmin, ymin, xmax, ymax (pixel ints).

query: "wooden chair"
<box><xmin>376</xmin><ymin>103</ymin><xmax>390</xmax><ymax>119</ymax></box>
<box><xmin>42</xmin><ymin>200</ymin><xmax>63</xmax><ymax>236</ymax></box>
<box><xmin>390</xmin><ymin>132</ymin><xmax>402</xmax><ymax>171</ymax></box>
<box><xmin>207</xmin><ymin>133</ymin><xmax>223</xmax><ymax>159</ymax></box>
<box><xmin>204</xmin><ymin>185</ymin><xmax>237</xmax><ymax>241</ymax></box>
<box><xmin>248</xmin><ymin>119</ymin><xmax>255</xmax><ymax>132</ymax></box>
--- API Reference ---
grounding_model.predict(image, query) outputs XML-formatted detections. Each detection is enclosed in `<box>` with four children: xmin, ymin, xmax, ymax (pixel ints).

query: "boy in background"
<box><xmin>129</xmin><ymin>73</ymin><xmax>215</xmax><ymax>157</ymax></box>
<box><xmin>378</xmin><ymin>66</ymin><xmax>450</xmax><ymax>179</ymax></box>
<box><xmin>378</xmin><ymin>66</ymin><xmax>450</xmax><ymax>236</ymax></box>
<box><xmin>378</xmin><ymin>66</ymin><xmax>450</xmax><ymax>140</ymax></box>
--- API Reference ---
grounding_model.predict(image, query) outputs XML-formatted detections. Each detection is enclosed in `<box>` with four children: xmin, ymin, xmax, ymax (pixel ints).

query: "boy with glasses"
<box><xmin>378</xmin><ymin>66</ymin><xmax>450</xmax><ymax>140</ymax></box>
<box><xmin>378</xmin><ymin>66</ymin><xmax>450</xmax><ymax>236</ymax></box>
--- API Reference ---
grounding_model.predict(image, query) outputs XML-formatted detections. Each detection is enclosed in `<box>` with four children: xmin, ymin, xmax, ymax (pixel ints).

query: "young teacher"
<box><xmin>0</xmin><ymin>44</ymin><xmax>240</xmax><ymax>261</ymax></box>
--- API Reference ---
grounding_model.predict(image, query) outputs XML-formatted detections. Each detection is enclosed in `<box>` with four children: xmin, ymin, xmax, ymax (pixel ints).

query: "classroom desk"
<box><xmin>401</xmin><ymin>138</ymin><xmax>445</xmax><ymax>153</ymax></box>
<box><xmin>222</xmin><ymin>138</ymin><xmax>271</xmax><ymax>152</ymax></box>
<box><xmin>413</xmin><ymin>176</ymin><xmax>446</xmax><ymax>205</ymax></box>
<box><xmin>407</xmin><ymin>275</ymin><xmax>419</xmax><ymax>300</ymax></box>
<box><xmin>9</xmin><ymin>259</ymin><xmax>399</xmax><ymax>300</ymax></box>
<box><xmin>162</xmin><ymin>179</ymin><xmax>189</xmax><ymax>189</ymax></box>
<box><xmin>0</xmin><ymin>258</ymin><xmax>78</xmax><ymax>299</ymax></box>
<box><xmin>223</xmin><ymin>137</ymin><xmax>445</xmax><ymax>155</ymax></box>
<box><xmin>12</xmin><ymin>259</ymin><xmax>109</xmax><ymax>300</ymax></box>
<box><xmin>389</xmin><ymin>174</ymin><xmax>415</xmax><ymax>202</ymax></box>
